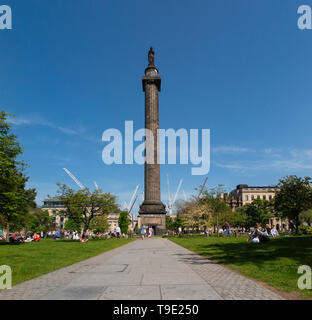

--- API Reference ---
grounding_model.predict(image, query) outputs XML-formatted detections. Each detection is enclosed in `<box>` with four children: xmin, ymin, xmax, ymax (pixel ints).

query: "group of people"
<box><xmin>140</xmin><ymin>226</ymin><xmax>153</xmax><ymax>240</ymax></box>
<box><xmin>247</xmin><ymin>223</ymin><xmax>280</xmax><ymax>243</ymax></box>
<box><xmin>50</xmin><ymin>230</ymin><xmax>89</xmax><ymax>242</ymax></box>
<box><xmin>2</xmin><ymin>226</ymin><xmax>129</xmax><ymax>244</ymax></box>
<box><xmin>47</xmin><ymin>228</ymin><xmax>126</xmax><ymax>242</ymax></box>
<box><xmin>9</xmin><ymin>232</ymin><xmax>40</xmax><ymax>243</ymax></box>
<box><xmin>47</xmin><ymin>230</ymin><xmax>61</xmax><ymax>239</ymax></box>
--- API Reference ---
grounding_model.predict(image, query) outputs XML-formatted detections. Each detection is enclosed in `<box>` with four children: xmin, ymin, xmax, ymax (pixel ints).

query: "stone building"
<box><xmin>224</xmin><ymin>184</ymin><xmax>288</xmax><ymax>230</ymax></box>
<box><xmin>41</xmin><ymin>198</ymin><xmax>133</xmax><ymax>233</ymax></box>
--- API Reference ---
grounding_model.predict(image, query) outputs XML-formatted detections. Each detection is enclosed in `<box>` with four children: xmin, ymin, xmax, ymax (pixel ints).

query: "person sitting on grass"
<box><xmin>55</xmin><ymin>230</ymin><xmax>61</xmax><ymax>240</ymax></box>
<box><xmin>10</xmin><ymin>232</ymin><xmax>24</xmax><ymax>243</ymax></box>
<box><xmin>271</xmin><ymin>225</ymin><xmax>280</xmax><ymax>238</ymax></box>
<box><xmin>73</xmin><ymin>232</ymin><xmax>80</xmax><ymax>240</ymax></box>
<box><xmin>264</xmin><ymin>224</ymin><xmax>271</xmax><ymax>237</ymax></box>
<box><xmin>80</xmin><ymin>232</ymin><xmax>89</xmax><ymax>242</ymax></box>
<box><xmin>33</xmin><ymin>233</ymin><xmax>40</xmax><ymax>242</ymax></box>
<box><xmin>24</xmin><ymin>233</ymin><xmax>33</xmax><ymax>242</ymax></box>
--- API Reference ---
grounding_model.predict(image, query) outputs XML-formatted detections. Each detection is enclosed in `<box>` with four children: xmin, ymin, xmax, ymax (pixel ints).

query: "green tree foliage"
<box><xmin>275</xmin><ymin>175</ymin><xmax>312</xmax><ymax>233</ymax></box>
<box><xmin>0</xmin><ymin>111</ymin><xmax>37</xmax><ymax>239</ymax></box>
<box><xmin>166</xmin><ymin>215</ymin><xmax>173</xmax><ymax>230</ymax></box>
<box><xmin>176</xmin><ymin>200</ymin><xmax>207</xmax><ymax>230</ymax></box>
<box><xmin>243</xmin><ymin>199</ymin><xmax>274</xmax><ymax>229</ymax></box>
<box><xmin>200</xmin><ymin>185</ymin><xmax>234</xmax><ymax>231</ymax></box>
<box><xmin>299</xmin><ymin>209</ymin><xmax>312</xmax><ymax>226</ymax></box>
<box><xmin>56</xmin><ymin>183</ymin><xmax>119</xmax><ymax>233</ymax></box>
<box><xmin>90</xmin><ymin>215</ymin><xmax>109</xmax><ymax>233</ymax></box>
<box><xmin>118</xmin><ymin>211</ymin><xmax>130</xmax><ymax>234</ymax></box>
<box><xmin>166</xmin><ymin>215</ymin><xmax>184</xmax><ymax>232</ymax></box>
<box><xmin>176</xmin><ymin>185</ymin><xmax>234</xmax><ymax>232</ymax></box>
<box><xmin>30</xmin><ymin>209</ymin><xmax>54</xmax><ymax>234</ymax></box>
<box><xmin>232</xmin><ymin>207</ymin><xmax>247</xmax><ymax>228</ymax></box>
<box><xmin>64</xmin><ymin>218</ymin><xmax>82</xmax><ymax>232</ymax></box>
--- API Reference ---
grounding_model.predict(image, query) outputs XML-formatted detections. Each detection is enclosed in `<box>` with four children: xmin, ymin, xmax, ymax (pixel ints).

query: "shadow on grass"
<box><xmin>173</xmin><ymin>236</ymin><xmax>312</xmax><ymax>268</ymax></box>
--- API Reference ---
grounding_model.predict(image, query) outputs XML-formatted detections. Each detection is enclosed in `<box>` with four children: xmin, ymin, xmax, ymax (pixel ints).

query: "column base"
<box><xmin>138</xmin><ymin>200</ymin><xmax>167</xmax><ymax>235</ymax></box>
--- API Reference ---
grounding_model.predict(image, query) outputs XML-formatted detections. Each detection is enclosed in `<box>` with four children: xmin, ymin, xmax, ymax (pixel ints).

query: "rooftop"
<box><xmin>236</xmin><ymin>184</ymin><xmax>276</xmax><ymax>190</ymax></box>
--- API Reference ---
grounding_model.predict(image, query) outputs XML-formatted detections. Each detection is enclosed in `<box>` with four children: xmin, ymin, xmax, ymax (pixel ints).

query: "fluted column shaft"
<box><xmin>144</xmin><ymin>82</ymin><xmax>160</xmax><ymax>201</ymax></box>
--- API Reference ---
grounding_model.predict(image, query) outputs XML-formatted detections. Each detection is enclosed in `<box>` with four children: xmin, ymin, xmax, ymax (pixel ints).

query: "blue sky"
<box><xmin>1</xmin><ymin>0</ymin><xmax>312</xmax><ymax>215</ymax></box>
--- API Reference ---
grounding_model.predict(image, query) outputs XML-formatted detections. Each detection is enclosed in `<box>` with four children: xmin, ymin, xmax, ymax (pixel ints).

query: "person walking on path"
<box><xmin>116</xmin><ymin>226</ymin><xmax>121</xmax><ymax>238</ymax></box>
<box><xmin>148</xmin><ymin>227</ymin><xmax>153</xmax><ymax>238</ymax></box>
<box><xmin>225</xmin><ymin>221</ymin><xmax>231</xmax><ymax>237</ymax></box>
<box><xmin>140</xmin><ymin>226</ymin><xmax>146</xmax><ymax>240</ymax></box>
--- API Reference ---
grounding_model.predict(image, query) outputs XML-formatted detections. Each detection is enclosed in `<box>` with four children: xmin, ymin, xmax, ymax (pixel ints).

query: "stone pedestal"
<box><xmin>138</xmin><ymin>212</ymin><xmax>166</xmax><ymax>236</ymax></box>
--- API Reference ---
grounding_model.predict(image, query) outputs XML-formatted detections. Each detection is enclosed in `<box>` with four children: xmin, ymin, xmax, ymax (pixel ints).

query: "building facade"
<box><xmin>225</xmin><ymin>184</ymin><xmax>276</xmax><ymax>210</ymax></box>
<box><xmin>224</xmin><ymin>184</ymin><xmax>288</xmax><ymax>230</ymax></box>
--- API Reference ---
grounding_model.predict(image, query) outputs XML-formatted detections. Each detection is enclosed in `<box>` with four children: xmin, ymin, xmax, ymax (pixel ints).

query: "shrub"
<box><xmin>298</xmin><ymin>225</ymin><xmax>312</xmax><ymax>235</ymax></box>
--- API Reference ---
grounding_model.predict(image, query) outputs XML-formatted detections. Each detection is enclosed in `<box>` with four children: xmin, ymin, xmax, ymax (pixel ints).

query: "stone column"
<box><xmin>138</xmin><ymin>47</ymin><xmax>167</xmax><ymax>235</ymax></box>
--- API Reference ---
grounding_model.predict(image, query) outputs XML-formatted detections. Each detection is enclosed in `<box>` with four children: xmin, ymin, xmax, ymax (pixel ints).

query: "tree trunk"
<box><xmin>6</xmin><ymin>223</ymin><xmax>9</xmax><ymax>242</ymax></box>
<box><xmin>295</xmin><ymin>218</ymin><xmax>299</xmax><ymax>234</ymax></box>
<box><xmin>216</xmin><ymin>212</ymin><xmax>219</xmax><ymax>238</ymax></box>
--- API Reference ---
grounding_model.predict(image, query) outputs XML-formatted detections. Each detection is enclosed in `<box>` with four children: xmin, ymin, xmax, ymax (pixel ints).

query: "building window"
<box><xmin>269</xmin><ymin>195</ymin><xmax>272</xmax><ymax>200</ymax></box>
<box><xmin>257</xmin><ymin>195</ymin><xmax>260</xmax><ymax>199</ymax></box>
<box><xmin>245</xmin><ymin>195</ymin><xmax>248</xmax><ymax>201</ymax></box>
<box><xmin>251</xmin><ymin>195</ymin><xmax>255</xmax><ymax>200</ymax></box>
<box><xmin>263</xmin><ymin>195</ymin><xmax>266</xmax><ymax>200</ymax></box>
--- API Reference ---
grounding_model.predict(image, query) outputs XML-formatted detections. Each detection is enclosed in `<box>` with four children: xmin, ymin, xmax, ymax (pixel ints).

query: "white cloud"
<box><xmin>212</xmin><ymin>146</ymin><xmax>251</xmax><ymax>155</ymax></box>
<box><xmin>8</xmin><ymin>114</ymin><xmax>98</xmax><ymax>141</ymax></box>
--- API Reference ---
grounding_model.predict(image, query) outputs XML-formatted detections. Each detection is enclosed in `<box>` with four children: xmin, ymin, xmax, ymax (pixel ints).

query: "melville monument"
<box><xmin>138</xmin><ymin>47</ymin><xmax>167</xmax><ymax>235</ymax></box>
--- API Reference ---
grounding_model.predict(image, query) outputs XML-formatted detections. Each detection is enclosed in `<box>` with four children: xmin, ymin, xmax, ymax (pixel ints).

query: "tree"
<box><xmin>166</xmin><ymin>216</ymin><xmax>184</xmax><ymax>232</ymax></box>
<box><xmin>166</xmin><ymin>215</ymin><xmax>174</xmax><ymax>231</ymax></box>
<box><xmin>64</xmin><ymin>218</ymin><xmax>82</xmax><ymax>232</ymax></box>
<box><xmin>232</xmin><ymin>207</ymin><xmax>247</xmax><ymax>229</ymax></box>
<box><xmin>177</xmin><ymin>200</ymin><xmax>209</xmax><ymax>231</ymax></box>
<box><xmin>200</xmin><ymin>185</ymin><xmax>234</xmax><ymax>234</ymax></box>
<box><xmin>30</xmin><ymin>209</ymin><xmax>54</xmax><ymax>235</ymax></box>
<box><xmin>0</xmin><ymin>111</ymin><xmax>36</xmax><ymax>240</ymax></box>
<box><xmin>118</xmin><ymin>211</ymin><xmax>130</xmax><ymax>234</ymax></box>
<box><xmin>90</xmin><ymin>215</ymin><xmax>109</xmax><ymax>233</ymax></box>
<box><xmin>275</xmin><ymin>175</ymin><xmax>312</xmax><ymax>233</ymax></box>
<box><xmin>243</xmin><ymin>199</ymin><xmax>274</xmax><ymax>229</ymax></box>
<box><xmin>56</xmin><ymin>183</ymin><xmax>119</xmax><ymax>234</ymax></box>
<box><xmin>299</xmin><ymin>209</ymin><xmax>312</xmax><ymax>226</ymax></box>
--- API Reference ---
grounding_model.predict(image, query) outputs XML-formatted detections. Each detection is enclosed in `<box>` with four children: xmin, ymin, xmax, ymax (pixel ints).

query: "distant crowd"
<box><xmin>167</xmin><ymin>221</ymin><xmax>288</xmax><ymax>243</ymax></box>
<box><xmin>4</xmin><ymin>226</ymin><xmax>128</xmax><ymax>244</ymax></box>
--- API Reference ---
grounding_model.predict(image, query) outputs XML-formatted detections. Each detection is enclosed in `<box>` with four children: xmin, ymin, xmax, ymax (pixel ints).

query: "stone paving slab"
<box><xmin>0</xmin><ymin>238</ymin><xmax>284</xmax><ymax>300</ymax></box>
<box><xmin>165</xmin><ymin>239</ymin><xmax>283</xmax><ymax>300</ymax></box>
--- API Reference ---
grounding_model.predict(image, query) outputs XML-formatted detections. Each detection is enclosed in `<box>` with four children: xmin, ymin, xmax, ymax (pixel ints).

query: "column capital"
<box><xmin>142</xmin><ymin>76</ymin><xmax>161</xmax><ymax>92</ymax></box>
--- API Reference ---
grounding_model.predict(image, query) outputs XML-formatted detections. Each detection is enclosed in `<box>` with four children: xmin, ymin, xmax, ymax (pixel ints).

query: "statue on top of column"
<box><xmin>148</xmin><ymin>47</ymin><xmax>154</xmax><ymax>66</ymax></box>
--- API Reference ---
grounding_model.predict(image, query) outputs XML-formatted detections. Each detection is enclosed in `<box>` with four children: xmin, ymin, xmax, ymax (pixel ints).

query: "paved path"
<box><xmin>0</xmin><ymin>238</ymin><xmax>283</xmax><ymax>300</ymax></box>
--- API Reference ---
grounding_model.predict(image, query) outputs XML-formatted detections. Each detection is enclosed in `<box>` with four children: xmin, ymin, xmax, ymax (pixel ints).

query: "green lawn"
<box><xmin>169</xmin><ymin>235</ymin><xmax>312</xmax><ymax>299</ymax></box>
<box><xmin>0</xmin><ymin>238</ymin><xmax>133</xmax><ymax>286</ymax></box>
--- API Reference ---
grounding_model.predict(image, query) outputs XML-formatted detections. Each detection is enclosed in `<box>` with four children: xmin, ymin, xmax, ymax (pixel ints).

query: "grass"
<box><xmin>169</xmin><ymin>235</ymin><xmax>312</xmax><ymax>299</ymax></box>
<box><xmin>0</xmin><ymin>238</ymin><xmax>133</xmax><ymax>286</ymax></box>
